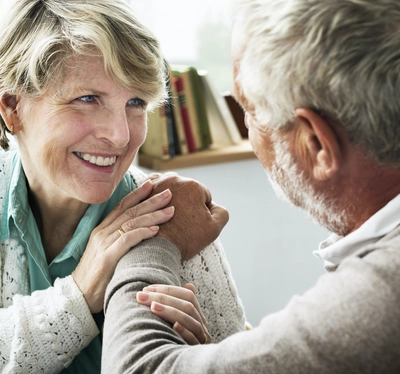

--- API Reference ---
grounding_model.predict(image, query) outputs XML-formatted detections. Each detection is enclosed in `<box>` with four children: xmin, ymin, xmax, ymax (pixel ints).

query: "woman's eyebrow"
<box><xmin>74</xmin><ymin>87</ymin><xmax>108</xmax><ymax>96</ymax></box>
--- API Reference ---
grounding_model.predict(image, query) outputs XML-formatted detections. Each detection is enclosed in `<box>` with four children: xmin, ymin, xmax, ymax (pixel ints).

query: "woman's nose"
<box><xmin>98</xmin><ymin>109</ymin><xmax>130</xmax><ymax>148</ymax></box>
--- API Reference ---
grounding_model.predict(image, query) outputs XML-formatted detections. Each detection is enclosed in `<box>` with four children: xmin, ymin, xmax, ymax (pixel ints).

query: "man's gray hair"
<box><xmin>0</xmin><ymin>0</ymin><xmax>167</xmax><ymax>149</ymax></box>
<box><xmin>233</xmin><ymin>0</ymin><xmax>400</xmax><ymax>166</ymax></box>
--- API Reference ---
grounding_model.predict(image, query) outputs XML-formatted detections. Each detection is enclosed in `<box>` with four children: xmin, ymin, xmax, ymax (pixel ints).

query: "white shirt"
<box><xmin>314</xmin><ymin>194</ymin><xmax>400</xmax><ymax>268</ymax></box>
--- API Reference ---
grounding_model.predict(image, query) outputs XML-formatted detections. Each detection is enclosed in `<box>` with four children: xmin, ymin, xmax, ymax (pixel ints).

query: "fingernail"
<box><xmin>164</xmin><ymin>206</ymin><xmax>175</xmax><ymax>214</ymax></box>
<box><xmin>173</xmin><ymin>321</ymin><xmax>184</xmax><ymax>333</ymax></box>
<box><xmin>143</xmin><ymin>286</ymin><xmax>156</xmax><ymax>292</ymax></box>
<box><xmin>149</xmin><ymin>226</ymin><xmax>159</xmax><ymax>232</ymax></box>
<box><xmin>137</xmin><ymin>291</ymin><xmax>149</xmax><ymax>301</ymax></box>
<box><xmin>151</xmin><ymin>301</ymin><xmax>164</xmax><ymax>312</ymax></box>
<box><xmin>160</xmin><ymin>189</ymin><xmax>171</xmax><ymax>198</ymax></box>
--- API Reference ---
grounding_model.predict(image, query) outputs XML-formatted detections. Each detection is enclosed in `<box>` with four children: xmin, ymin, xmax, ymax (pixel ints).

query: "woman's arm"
<box><xmin>0</xmin><ymin>276</ymin><xmax>99</xmax><ymax>373</ymax></box>
<box><xmin>0</xmin><ymin>181</ymin><xmax>175</xmax><ymax>373</ymax></box>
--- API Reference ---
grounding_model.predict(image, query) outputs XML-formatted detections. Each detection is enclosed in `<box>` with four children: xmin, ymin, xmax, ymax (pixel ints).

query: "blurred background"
<box><xmin>128</xmin><ymin>0</ymin><xmax>234</xmax><ymax>93</ymax></box>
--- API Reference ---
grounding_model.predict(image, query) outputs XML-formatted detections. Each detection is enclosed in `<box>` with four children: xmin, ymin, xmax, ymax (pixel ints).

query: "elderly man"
<box><xmin>102</xmin><ymin>0</ymin><xmax>400</xmax><ymax>372</ymax></box>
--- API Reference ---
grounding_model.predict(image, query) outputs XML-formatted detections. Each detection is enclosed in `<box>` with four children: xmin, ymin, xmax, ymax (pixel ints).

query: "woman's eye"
<box><xmin>77</xmin><ymin>95</ymin><xmax>97</xmax><ymax>103</ymax></box>
<box><xmin>128</xmin><ymin>98</ymin><xmax>147</xmax><ymax>110</ymax></box>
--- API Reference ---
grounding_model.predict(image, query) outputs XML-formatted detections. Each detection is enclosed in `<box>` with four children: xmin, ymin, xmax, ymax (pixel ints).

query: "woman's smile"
<box><xmin>75</xmin><ymin>152</ymin><xmax>118</xmax><ymax>167</ymax></box>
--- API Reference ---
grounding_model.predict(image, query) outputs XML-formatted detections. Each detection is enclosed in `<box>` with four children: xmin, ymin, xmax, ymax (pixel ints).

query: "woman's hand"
<box><xmin>137</xmin><ymin>283</ymin><xmax>211</xmax><ymax>345</ymax></box>
<box><xmin>72</xmin><ymin>180</ymin><xmax>174</xmax><ymax>314</ymax></box>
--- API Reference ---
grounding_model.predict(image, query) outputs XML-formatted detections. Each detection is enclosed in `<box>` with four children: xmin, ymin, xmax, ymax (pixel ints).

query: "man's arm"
<box><xmin>102</xmin><ymin>237</ymin><xmax>211</xmax><ymax>373</ymax></box>
<box><xmin>102</xmin><ymin>239</ymin><xmax>400</xmax><ymax>373</ymax></box>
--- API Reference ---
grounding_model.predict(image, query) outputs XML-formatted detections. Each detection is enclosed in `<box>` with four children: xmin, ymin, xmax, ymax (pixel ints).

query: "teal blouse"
<box><xmin>1</xmin><ymin>152</ymin><xmax>137</xmax><ymax>373</ymax></box>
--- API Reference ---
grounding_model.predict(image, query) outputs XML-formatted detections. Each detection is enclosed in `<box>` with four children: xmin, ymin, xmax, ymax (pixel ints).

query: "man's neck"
<box><xmin>333</xmin><ymin>150</ymin><xmax>400</xmax><ymax>236</ymax></box>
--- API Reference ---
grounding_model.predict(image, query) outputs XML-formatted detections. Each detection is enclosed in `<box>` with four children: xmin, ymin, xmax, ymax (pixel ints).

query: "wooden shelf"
<box><xmin>138</xmin><ymin>140</ymin><xmax>256</xmax><ymax>171</ymax></box>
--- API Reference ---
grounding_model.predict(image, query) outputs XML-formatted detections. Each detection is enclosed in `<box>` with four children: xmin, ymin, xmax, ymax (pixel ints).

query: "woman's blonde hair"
<box><xmin>0</xmin><ymin>0</ymin><xmax>167</xmax><ymax>149</ymax></box>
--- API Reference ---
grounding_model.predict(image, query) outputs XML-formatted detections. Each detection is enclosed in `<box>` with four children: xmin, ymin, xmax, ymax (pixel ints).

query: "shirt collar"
<box><xmin>0</xmin><ymin>149</ymin><xmax>24</xmax><ymax>241</ymax></box>
<box><xmin>313</xmin><ymin>194</ymin><xmax>400</xmax><ymax>268</ymax></box>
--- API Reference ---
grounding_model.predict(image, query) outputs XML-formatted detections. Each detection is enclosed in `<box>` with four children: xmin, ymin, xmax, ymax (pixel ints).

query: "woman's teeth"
<box><xmin>76</xmin><ymin>152</ymin><xmax>117</xmax><ymax>166</ymax></box>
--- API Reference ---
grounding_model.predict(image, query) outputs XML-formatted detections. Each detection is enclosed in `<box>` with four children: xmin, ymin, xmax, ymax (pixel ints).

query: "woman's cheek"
<box><xmin>136</xmin><ymin>116</ymin><xmax>148</xmax><ymax>147</ymax></box>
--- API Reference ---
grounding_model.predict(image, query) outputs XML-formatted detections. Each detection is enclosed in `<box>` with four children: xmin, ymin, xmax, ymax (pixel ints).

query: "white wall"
<box><xmin>140</xmin><ymin>158</ymin><xmax>329</xmax><ymax>326</ymax></box>
<box><xmin>0</xmin><ymin>0</ymin><xmax>11</xmax><ymax>15</ymax></box>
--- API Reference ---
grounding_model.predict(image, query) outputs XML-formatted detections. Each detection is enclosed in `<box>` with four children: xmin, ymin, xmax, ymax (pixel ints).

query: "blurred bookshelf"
<box><xmin>138</xmin><ymin>139</ymin><xmax>255</xmax><ymax>171</ymax></box>
<box><xmin>139</xmin><ymin>63</ymin><xmax>253</xmax><ymax>171</ymax></box>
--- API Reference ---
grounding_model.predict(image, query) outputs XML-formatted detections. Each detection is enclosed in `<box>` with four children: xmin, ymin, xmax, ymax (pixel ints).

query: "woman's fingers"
<box><xmin>103</xmin><ymin>180</ymin><xmax>154</xmax><ymax>224</ymax></box>
<box><xmin>147</xmin><ymin>171</ymin><xmax>178</xmax><ymax>182</ymax></box>
<box><xmin>136</xmin><ymin>283</ymin><xmax>211</xmax><ymax>345</ymax></box>
<box><xmin>99</xmin><ymin>188</ymin><xmax>173</xmax><ymax>246</ymax></box>
<box><xmin>183</xmin><ymin>283</ymin><xmax>195</xmax><ymax>293</ymax></box>
<box><xmin>172</xmin><ymin>321</ymin><xmax>200</xmax><ymax>345</ymax></box>
<box><xmin>98</xmin><ymin>180</ymin><xmax>171</xmax><ymax>231</ymax></box>
<box><xmin>140</xmin><ymin>284</ymin><xmax>207</xmax><ymax>325</ymax></box>
<box><xmin>104</xmin><ymin>204</ymin><xmax>175</xmax><ymax>263</ymax></box>
<box><xmin>109</xmin><ymin>225</ymin><xmax>159</xmax><ymax>262</ymax></box>
<box><xmin>122</xmin><ymin>189</ymin><xmax>172</xmax><ymax>220</ymax></box>
<box><xmin>173</xmin><ymin>321</ymin><xmax>211</xmax><ymax>345</ymax></box>
<box><xmin>114</xmin><ymin>205</ymin><xmax>175</xmax><ymax>242</ymax></box>
<box><xmin>145</xmin><ymin>300</ymin><xmax>211</xmax><ymax>345</ymax></box>
<box><xmin>105</xmin><ymin>204</ymin><xmax>174</xmax><ymax>251</ymax></box>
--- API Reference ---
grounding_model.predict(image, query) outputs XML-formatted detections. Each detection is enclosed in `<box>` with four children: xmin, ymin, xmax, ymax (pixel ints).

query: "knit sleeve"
<box><xmin>128</xmin><ymin>166</ymin><xmax>246</xmax><ymax>341</ymax></box>
<box><xmin>179</xmin><ymin>239</ymin><xmax>246</xmax><ymax>341</ymax></box>
<box><xmin>0</xmin><ymin>276</ymin><xmax>99</xmax><ymax>374</ymax></box>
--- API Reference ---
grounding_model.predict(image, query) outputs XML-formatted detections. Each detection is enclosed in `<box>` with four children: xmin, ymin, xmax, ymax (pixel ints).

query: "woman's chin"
<box><xmin>75</xmin><ymin>188</ymin><xmax>116</xmax><ymax>205</ymax></box>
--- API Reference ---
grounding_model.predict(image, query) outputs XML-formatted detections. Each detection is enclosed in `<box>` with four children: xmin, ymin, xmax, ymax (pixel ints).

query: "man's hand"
<box><xmin>148</xmin><ymin>172</ymin><xmax>229</xmax><ymax>261</ymax></box>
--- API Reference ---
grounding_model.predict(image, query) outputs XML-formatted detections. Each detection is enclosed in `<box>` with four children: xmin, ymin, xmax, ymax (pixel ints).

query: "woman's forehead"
<box><xmin>47</xmin><ymin>55</ymin><xmax>138</xmax><ymax>99</ymax></box>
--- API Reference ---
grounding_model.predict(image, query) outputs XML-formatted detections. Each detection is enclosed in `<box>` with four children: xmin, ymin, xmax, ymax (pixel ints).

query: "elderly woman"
<box><xmin>0</xmin><ymin>0</ymin><xmax>246</xmax><ymax>373</ymax></box>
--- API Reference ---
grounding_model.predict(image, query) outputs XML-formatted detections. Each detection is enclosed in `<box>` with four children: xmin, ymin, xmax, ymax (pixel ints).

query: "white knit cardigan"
<box><xmin>0</xmin><ymin>149</ymin><xmax>245</xmax><ymax>373</ymax></box>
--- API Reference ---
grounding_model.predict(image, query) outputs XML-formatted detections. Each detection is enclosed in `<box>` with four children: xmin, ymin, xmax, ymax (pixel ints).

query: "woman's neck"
<box><xmin>28</xmin><ymin>188</ymin><xmax>89</xmax><ymax>264</ymax></box>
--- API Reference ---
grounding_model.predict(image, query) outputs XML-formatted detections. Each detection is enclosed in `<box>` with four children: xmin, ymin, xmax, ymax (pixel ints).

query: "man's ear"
<box><xmin>0</xmin><ymin>94</ymin><xmax>22</xmax><ymax>133</ymax></box>
<box><xmin>294</xmin><ymin>108</ymin><xmax>342</xmax><ymax>181</ymax></box>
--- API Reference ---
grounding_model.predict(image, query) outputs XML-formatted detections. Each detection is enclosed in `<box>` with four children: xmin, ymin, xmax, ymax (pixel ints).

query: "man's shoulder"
<box><xmin>337</xmin><ymin>226</ymin><xmax>400</xmax><ymax>292</ymax></box>
<box><xmin>357</xmin><ymin>224</ymin><xmax>400</xmax><ymax>262</ymax></box>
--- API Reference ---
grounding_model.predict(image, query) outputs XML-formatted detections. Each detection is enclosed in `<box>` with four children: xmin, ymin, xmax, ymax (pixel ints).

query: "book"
<box><xmin>164</xmin><ymin>101</ymin><xmax>177</xmax><ymax>158</ymax></box>
<box><xmin>168</xmin><ymin>69</ymin><xmax>189</xmax><ymax>155</ymax></box>
<box><xmin>171</xmin><ymin>65</ymin><xmax>211</xmax><ymax>150</ymax></box>
<box><xmin>172</xmin><ymin>74</ymin><xmax>196</xmax><ymax>153</ymax></box>
<box><xmin>223</xmin><ymin>92</ymin><xmax>248</xmax><ymax>139</ymax></box>
<box><xmin>186</xmin><ymin>66</ymin><xmax>213</xmax><ymax>149</ymax></box>
<box><xmin>140</xmin><ymin>106</ymin><xmax>170</xmax><ymax>160</ymax></box>
<box><xmin>198</xmin><ymin>70</ymin><xmax>242</xmax><ymax>145</ymax></box>
<box><xmin>198</xmin><ymin>71</ymin><xmax>235</xmax><ymax>146</ymax></box>
<box><xmin>163</xmin><ymin>65</ymin><xmax>177</xmax><ymax>157</ymax></box>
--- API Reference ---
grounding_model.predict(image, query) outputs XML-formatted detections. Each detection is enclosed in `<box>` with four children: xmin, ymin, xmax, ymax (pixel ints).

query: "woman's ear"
<box><xmin>294</xmin><ymin>108</ymin><xmax>342</xmax><ymax>181</ymax></box>
<box><xmin>0</xmin><ymin>94</ymin><xmax>22</xmax><ymax>133</ymax></box>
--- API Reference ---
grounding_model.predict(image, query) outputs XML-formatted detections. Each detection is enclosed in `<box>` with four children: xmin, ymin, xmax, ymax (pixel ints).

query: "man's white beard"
<box><xmin>267</xmin><ymin>135</ymin><xmax>349</xmax><ymax>234</ymax></box>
